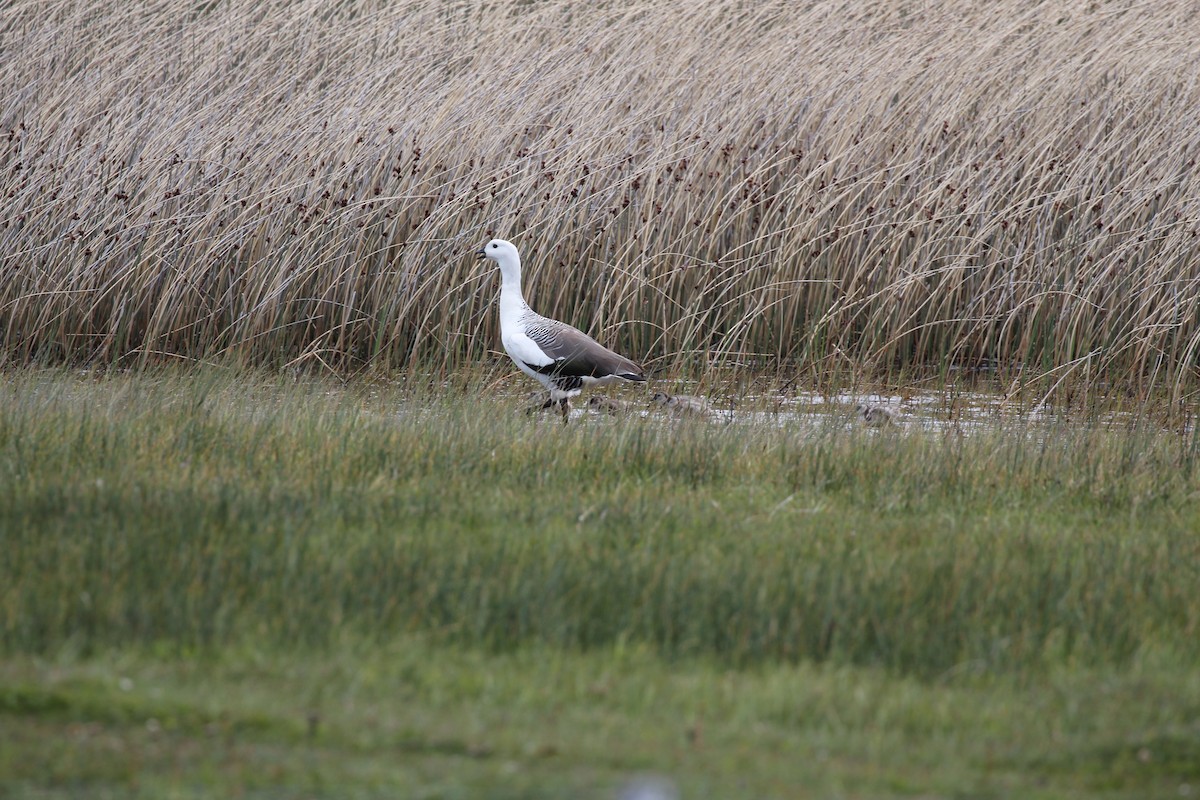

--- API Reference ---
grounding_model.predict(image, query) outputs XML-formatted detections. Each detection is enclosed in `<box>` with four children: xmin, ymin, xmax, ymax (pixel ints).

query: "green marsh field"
<box><xmin>5</xmin><ymin>0</ymin><xmax>1200</xmax><ymax>796</ymax></box>
<box><xmin>2</xmin><ymin>369</ymin><xmax>1199</xmax><ymax>798</ymax></box>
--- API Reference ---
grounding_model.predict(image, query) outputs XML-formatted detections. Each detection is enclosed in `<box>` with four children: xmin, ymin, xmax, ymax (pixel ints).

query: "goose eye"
<box><xmin>491</xmin><ymin>243</ymin><xmax>498</xmax><ymax>249</ymax></box>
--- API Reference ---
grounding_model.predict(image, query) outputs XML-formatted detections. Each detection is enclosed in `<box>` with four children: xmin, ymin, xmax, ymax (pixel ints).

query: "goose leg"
<box><xmin>526</xmin><ymin>394</ymin><xmax>555</xmax><ymax>416</ymax></box>
<box><xmin>559</xmin><ymin>398</ymin><xmax>570</xmax><ymax>423</ymax></box>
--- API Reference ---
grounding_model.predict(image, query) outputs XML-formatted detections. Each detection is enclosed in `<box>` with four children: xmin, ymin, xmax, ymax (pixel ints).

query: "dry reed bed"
<box><xmin>3</xmin><ymin>0</ymin><xmax>1200</xmax><ymax>395</ymax></box>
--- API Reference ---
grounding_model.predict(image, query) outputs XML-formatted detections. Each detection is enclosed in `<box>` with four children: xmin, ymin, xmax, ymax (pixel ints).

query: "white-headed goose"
<box><xmin>479</xmin><ymin>239</ymin><xmax>645</xmax><ymax>422</ymax></box>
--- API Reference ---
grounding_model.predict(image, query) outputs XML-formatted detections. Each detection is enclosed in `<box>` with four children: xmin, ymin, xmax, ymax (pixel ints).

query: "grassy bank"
<box><xmin>2</xmin><ymin>368</ymin><xmax>1198</xmax><ymax>672</ymax></box>
<box><xmin>4</xmin><ymin>639</ymin><xmax>1199</xmax><ymax>799</ymax></box>
<box><xmin>2</xmin><ymin>368</ymin><xmax>1199</xmax><ymax>796</ymax></box>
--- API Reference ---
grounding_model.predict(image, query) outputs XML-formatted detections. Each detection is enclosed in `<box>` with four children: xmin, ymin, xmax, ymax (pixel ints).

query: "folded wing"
<box><xmin>525</xmin><ymin>317</ymin><xmax>645</xmax><ymax>381</ymax></box>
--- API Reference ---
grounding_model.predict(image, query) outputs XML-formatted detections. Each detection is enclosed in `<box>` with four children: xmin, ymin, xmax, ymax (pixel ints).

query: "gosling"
<box><xmin>854</xmin><ymin>402</ymin><xmax>899</xmax><ymax>428</ymax></box>
<box><xmin>587</xmin><ymin>395</ymin><xmax>633</xmax><ymax>416</ymax></box>
<box><xmin>652</xmin><ymin>391</ymin><xmax>711</xmax><ymax>418</ymax></box>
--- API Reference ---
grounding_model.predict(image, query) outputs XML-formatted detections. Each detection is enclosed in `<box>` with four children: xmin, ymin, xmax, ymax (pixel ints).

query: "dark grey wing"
<box><xmin>525</xmin><ymin>317</ymin><xmax>645</xmax><ymax>381</ymax></box>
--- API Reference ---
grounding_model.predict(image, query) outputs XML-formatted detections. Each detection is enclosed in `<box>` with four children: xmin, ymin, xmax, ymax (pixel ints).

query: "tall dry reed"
<box><xmin>3</xmin><ymin>0</ymin><xmax>1200</xmax><ymax>396</ymax></box>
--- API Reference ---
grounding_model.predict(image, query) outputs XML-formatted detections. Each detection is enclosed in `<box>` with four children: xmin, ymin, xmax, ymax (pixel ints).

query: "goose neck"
<box><xmin>499</xmin><ymin>282</ymin><xmax>529</xmax><ymax>318</ymax></box>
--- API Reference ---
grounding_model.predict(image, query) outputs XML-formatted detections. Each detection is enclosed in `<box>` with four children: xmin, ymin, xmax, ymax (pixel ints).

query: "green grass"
<box><xmin>3</xmin><ymin>641</ymin><xmax>1200</xmax><ymax>799</ymax></box>
<box><xmin>2</xmin><ymin>367</ymin><xmax>1199</xmax><ymax>797</ymax></box>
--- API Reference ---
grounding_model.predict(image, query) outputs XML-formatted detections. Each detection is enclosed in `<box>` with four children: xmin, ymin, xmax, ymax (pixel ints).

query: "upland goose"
<box><xmin>479</xmin><ymin>239</ymin><xmax>645</xmax><ymax>422</ymax></box>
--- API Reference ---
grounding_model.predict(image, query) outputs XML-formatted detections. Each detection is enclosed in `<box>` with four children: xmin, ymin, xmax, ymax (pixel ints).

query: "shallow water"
<box><xmin>525</xmin><ymin>385</ymin><xmax>1173</xmax><ymax>436</ymax></box>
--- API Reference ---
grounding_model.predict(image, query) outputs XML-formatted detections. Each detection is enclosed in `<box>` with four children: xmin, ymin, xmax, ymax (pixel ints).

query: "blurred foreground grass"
<box><xmin>4</xmin><ymin>640</ymin><xmax>1200</xmax><ymax>799</ymax></box>
<box><xmin>1</xmin><ymin>367</ymin><xmax>1199</xmax><ymax>797</ymax></box>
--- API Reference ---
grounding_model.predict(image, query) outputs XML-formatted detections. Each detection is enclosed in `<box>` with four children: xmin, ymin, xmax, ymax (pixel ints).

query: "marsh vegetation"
<box><xmin>3</xmin><ymin>0</ymin><xmax>1200</xmax><ymax>400</ymax></box>
<box><xmin>4</xmin><ymin>0</ymin><xmax>1200</xmax><ymax>796</ymax></box>
<box><xmin>2</xmin><ymin>369</ymin><xmax>1199</xmax><ymax>797</ymax></box>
